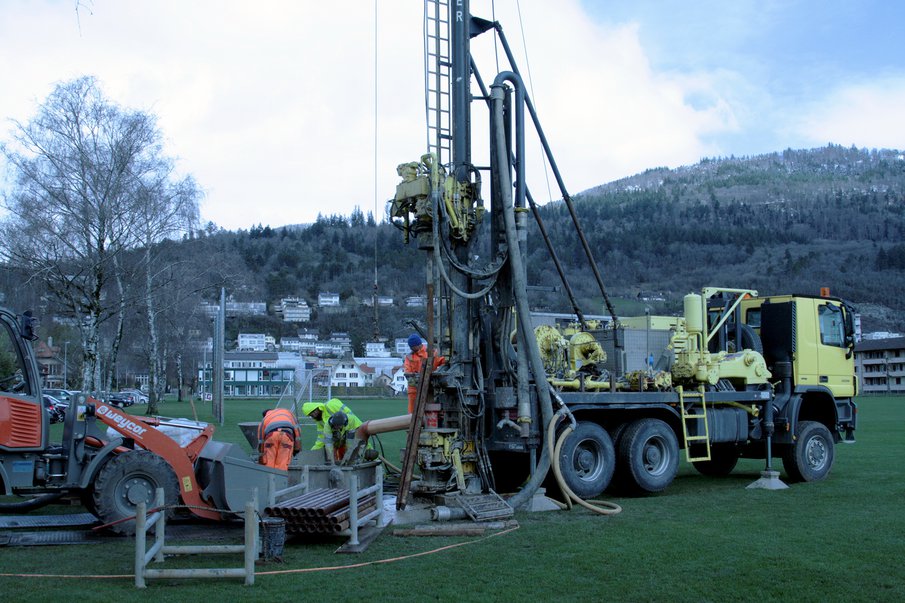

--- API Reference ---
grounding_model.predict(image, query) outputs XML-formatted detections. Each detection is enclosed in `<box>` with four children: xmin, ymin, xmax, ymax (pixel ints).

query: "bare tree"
<box><xmin>133</xmin><ymin>177</ymin><xmax>200</xmax><ymax>414</ymax></box>
<box><xmin>0</xmin><ymin>76</ymin><xmax>196</xmax><ymax>393</ymax></box>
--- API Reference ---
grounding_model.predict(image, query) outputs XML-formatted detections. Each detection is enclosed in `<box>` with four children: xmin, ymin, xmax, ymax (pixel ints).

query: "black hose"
<box><xmin>0</xmin><ymin>491</ymin><xmax>66</xmax><ymax>513</ymax></box>
<box><xmin>490</xmin><ymin>74</ymin><xmax>555</xmax><ymax>511</ymax></box>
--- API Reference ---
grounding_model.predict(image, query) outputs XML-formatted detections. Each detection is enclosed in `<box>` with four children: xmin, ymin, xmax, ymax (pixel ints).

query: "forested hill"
<box><xmin>538</xmin><ymin>144</ymin><xmax>905</xmax><ymax>331</ymax></box>
<box><xmin>188</xmin><ymin>144</ymin><xmax>905</xmax><ymax>341</ymax></box>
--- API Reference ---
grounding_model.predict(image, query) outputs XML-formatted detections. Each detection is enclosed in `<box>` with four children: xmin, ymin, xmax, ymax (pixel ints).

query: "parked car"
<box><xmin>43</xmin><ymin>394</ymin><xmax>67</xmax><ymax>424</ymax></box>
<box><xmin>43</xmin><ymin>388</ymin><xmax>78</xmax><ymax>403</ymax></box>
<box><xmin>119</xmin><ymin>389</ymin><xmax>149</xmax><ymax>404</ymax></box>
<box><xmin>106</xmin><ymin>392</ymin><xmax>134</xmax><ymax>408</ymax></box>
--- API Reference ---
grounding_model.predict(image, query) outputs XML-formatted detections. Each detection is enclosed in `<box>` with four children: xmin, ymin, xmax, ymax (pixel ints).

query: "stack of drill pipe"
<box><xmin>265</xmin><ymin>488</ymin><xmax>378</xmax><ymax>534</ymax></box>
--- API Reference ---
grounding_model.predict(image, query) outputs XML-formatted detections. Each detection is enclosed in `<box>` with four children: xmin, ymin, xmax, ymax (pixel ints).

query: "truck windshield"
<box><xmin>0</xmin><ymin>320</ymin><xmax>30</xmax><ymax>395</ymax></box>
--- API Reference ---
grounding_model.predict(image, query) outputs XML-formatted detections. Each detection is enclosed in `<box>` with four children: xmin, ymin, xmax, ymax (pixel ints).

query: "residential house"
<box><xmin>374</xmin><ymin>366</ymin><xmax>407</xmax><ymax>395</ymax></box>
<box><xmin>280</xmin><ymin>336</ymin><xmax>302</xmax><ymax>352</ymax></box>
<box><xmin>34</xmin><ymin>339</ymin><xmax>63</xmax><ymax>389</ymax></box>
<box><xmin>280</xmin><ymin>297</ymin><xmax>311</xmax><ymax>323</ymax></box>
<box><xmin>364</xmin><ymin>341</ymin><xmax>390</xmax><ymax>358</ymax></box>
<box><xmin>318</xmin><ymin>292</ymin><xmax>340</xmax><ymax>307</ymax></box>
<box><xmin>331</xmin><ymin>360</ymin><xmax>365</xmax><ymax>388</ymax></box>
<box><xmin>329</xmin><ymin>332</ymin><xmax>353</xmax><ymax>355</ymax></box>
<box><xmin>362</xmin><ymin>295</ymin><xmax>395</xmax><ymax>307</ymax></box>
<box><xmin>394</xmin><ymin>338</ymin><xmax>410</xmax><ymax>356</ymax></box>
<box><xmin>855</xmin><ymin>337</ymin><xmax>905</xmax><ymax>394</ymax></box>
<box><xmin>238</xmin><ymin>333</ymin><xmax>267</xmax><ymax>352</ymax></box>
<box><xmin>198</xmin><ymin>351</ymin><xmax>294</xmax><ymax>398</ymax></box>
<box><xmin>200</xmin><ymin>299</ymin><xmax>267</xmax><ymax>318</ymax></box>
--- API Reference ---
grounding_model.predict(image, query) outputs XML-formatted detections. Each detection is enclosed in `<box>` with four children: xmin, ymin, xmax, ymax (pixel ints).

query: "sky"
<box><xmin>1</xmin><ymin>0</ymin><xmax>903</xmax><ymax>231</ymax></box>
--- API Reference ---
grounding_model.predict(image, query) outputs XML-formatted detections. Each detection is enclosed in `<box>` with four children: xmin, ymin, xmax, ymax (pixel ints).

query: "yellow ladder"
<box><xmin>678</xmin><ymin>385</ymin><xmax>711</xmax><ymax>462</ymax></box>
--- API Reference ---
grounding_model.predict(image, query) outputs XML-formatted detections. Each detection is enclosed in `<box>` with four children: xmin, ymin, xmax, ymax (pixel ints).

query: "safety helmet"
<box><xmin>329</xmin><ymin>411</ymin><xmax>348</xmax><ymax>430</ymax></box>
<box><xmin>302</xmin><ymin>402</ymin><xmax>322</xmax><ymax>417</ymax></box>
<box><xmin>407</xmin><ymin>333</ymin><xmax>422</xmax><ymax>348</ymax></box>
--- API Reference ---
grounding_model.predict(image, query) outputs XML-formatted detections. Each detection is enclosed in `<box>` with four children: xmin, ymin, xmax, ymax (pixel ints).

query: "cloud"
<box><xmin>0</xmin><ymin>0</ymin><xmax>781</xmax><ymax>228</ymax></box>
<box><xmin>793</xmin><ymin>76</ymin><xmax>905</xmax><ymax>150</ymax></box>
<box><xmin>475</xmin><ymin>3</ymin><xmax>743</xmax><ymax>198</ymax></box>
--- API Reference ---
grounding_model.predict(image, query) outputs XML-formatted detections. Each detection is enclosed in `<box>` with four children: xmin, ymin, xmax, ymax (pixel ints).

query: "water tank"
<box><xmin>684</xmin><ymin>293</ymin><xmax>704</xmax><ymax>334</ymax></box>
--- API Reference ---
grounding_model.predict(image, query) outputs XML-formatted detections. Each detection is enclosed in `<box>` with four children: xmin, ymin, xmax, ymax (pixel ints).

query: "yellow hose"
<box><xmin>547</xmin><ymin>413</ymin><xmax>622</xmax><ymax>516</ymax></box>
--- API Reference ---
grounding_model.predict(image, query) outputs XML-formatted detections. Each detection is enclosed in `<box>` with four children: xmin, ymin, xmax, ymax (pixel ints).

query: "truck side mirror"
<box><xmin>20</xmin><ymin>311</ymin><xmax>38</xmax><ymax>341</ymax></box>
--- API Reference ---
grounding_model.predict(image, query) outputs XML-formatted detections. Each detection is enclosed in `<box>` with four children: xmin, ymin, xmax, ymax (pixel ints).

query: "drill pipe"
<box><xmin>326</xmin><ymin>496</ymin><xmax>378</xmax><ymax>523</ymax></box>
<box><xmin>267</xmin><ymin>488</ymin><xmax>346</xmax><ymax>517</ymax></box>
<box><xmin>302</xmin><ymin>491</ymin><xmax>350</xmax><ymax>517</ymax></box>
<box><xmin>315</xmin><ymin>493</ymin><xmax>357</xmax><ymax>517</ymax></box>
<box><xmin>277</xmin><ymin>501</ymin><xmax>377</xmax><ymax>534</ymax></box>
<box><xmin>356</xmin><ymin>414</ymin><xmax>412</xmax><ymax>438</ymax></box>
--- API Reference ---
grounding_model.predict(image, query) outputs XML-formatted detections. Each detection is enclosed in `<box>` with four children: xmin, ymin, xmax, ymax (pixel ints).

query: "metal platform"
<box><xmin>0</xmin><ymin>513</ymin><xmax>98</xmax><ymax>529</ymax></box>
<box><xmin>0</xmin><ymin>529</ymin><xmax>107</xmax><ymax>547</ymax></box>
<box><xmin>454</xmin><ymin>492</ymin><xmax>514</xmax><ymax>521</ymax></box>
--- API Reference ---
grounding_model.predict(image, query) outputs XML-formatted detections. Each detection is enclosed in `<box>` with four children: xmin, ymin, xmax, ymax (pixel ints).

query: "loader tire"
<box><xmin>92</xmin><ymin>450</ymin><xmax>179</xmax><ymax>535</ymax></box>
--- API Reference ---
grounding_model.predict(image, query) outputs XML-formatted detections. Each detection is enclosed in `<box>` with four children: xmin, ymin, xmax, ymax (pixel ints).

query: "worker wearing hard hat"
<box><xmin>257</xmin><ymin>408</ymin><xmax>301</xmax><ymax>471</ymax></box>
<box><xmin>403</xmin><ymin>333</ymin><xmax>446</xmax><ymax>413</ymax></box>
<box><xmin>302</xmin><ymin>398</ymin><xmax>362</xmax><ymax>452</ymax></box>
<box><xmin>327</xmin><ymin>411</ymin><xmax>357</xmax><ymax>462</ymax></box>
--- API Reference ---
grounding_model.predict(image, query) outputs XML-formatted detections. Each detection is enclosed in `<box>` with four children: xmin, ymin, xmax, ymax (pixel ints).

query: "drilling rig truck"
<box><xmin>387</xmin><ymin>1</ymin><xmax>858</xmax><ymax>509</ymax></box>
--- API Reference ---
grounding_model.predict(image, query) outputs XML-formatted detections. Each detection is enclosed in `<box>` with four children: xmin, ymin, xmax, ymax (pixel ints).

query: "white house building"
<box><xmin>280</xmin><ymin>297</ymin><xmax>312</xmax><ymax>322</ymax></box>
<box><xmin>280</xmin><ymin>336</ymin><xmax>302</xmax><ymax>351</ymax></box>
<box><xmin>364</xmin><ymin>341</ymin><xmax>390</xmax><ymax>358</ymax></box>
<box><xmin>331</xmin><ymin>360</ymin><xmax>365</xmax><ymax>388</ymax></box>
<box><xmin>238</xmin><ymin>333</ymin><xmax>267</xmax><ymax>352</ymax></box>
<box><xmin>198</xmin><ymin>351</ymin><xmax>294</xmax><ymax>397</ymax></box>
<box><xmin>318</xmin><ymin>292</ymin><xmax>340</xmax><ymax>307</ymax></box>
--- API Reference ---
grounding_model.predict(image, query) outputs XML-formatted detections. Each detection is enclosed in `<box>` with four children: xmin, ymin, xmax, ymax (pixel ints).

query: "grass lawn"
<box><xmin>2</xmin><ymin>395</ymin><xmax>903</xmax><ymax>601</ymax></box>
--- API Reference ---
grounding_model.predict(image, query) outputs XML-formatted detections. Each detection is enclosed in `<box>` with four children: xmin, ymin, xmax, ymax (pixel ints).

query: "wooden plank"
<box><xmin>396</xmin><ymin>360</ymin><xmax>434</xmax><ymax>510</ymax></box>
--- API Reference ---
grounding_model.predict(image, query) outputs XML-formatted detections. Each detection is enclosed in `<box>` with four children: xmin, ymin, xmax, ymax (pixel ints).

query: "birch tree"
<box><xmin>0</xmin><ymin>76</ymin><xmax>198</xmax><ymax>394</ymax></box>
<box><xmin>133</xmin><ymin>177</ymin><xmax>200</xmax><ymax>414</ymax></box>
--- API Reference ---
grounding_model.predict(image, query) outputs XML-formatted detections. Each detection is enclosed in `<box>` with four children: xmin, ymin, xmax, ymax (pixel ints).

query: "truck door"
<box><xmin>815</xmin><ymin>301</ymin><xmax>856</xmax><ymax>398</ymax></box>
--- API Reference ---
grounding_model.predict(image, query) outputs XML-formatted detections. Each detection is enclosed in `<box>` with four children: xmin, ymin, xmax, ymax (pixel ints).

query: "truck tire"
<box><xmin>92</xmin><ymin>450</ymin><xmax>179</xmax><ymax>535</ymax></box>
<box><xmin>617</xmin><ymin>418</ymin><xmax>679</xmax><ymax>493</ymax></box>
<box><xmin>692</xmin><ymin>445</ymin><xmax>739</xmax><ymax>477</ymax></box>
<box><xmin>556</xmin><ymin>421</ymin><xmax>615</xmax><ymax>499</ymax></box>
<box><xmin>782</xmin><ymin>420</ymin><xmax>834</xmax><ymax>483</ymax></box>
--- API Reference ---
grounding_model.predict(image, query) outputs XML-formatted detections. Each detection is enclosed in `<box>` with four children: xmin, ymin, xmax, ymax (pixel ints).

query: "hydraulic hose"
<box><xmin>547</xmin><ymin>412</ymin><xmax>622</xmax><ymax>516</ymax></box>
<box><xmin>490</xmin><ymin>73</ymin><xmax>555</xmax><ymax>511</ymax></box>
<box><xmin>0</xmin><ymin>491</ymin><xmax>66</xmax><ymax>513</ymax></box>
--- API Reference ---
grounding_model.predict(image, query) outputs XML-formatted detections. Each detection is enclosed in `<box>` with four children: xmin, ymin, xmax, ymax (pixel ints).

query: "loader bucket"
<box><xmin>238</xmin><ymin>422</ymin><xmax>260</xmax><ymax>451</ymax></box>
<box><xmin>195</xmin><ymin>440</ymin><xmax>288</xmax><ymax>513</ymax></box>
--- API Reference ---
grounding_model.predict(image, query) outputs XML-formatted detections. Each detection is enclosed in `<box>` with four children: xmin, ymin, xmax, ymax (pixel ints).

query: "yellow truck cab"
<box><xmin>725</xmin><ymin>293</ymin><xmax>858</xmax><ymax>480</ymax></box>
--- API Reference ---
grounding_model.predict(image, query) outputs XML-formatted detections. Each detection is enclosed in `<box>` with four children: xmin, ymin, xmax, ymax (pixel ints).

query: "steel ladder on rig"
<box><xmin>425</xmin><ymin>0</ymin><xmax>452</xmax><ymax>165</ymax></box>
<box><xmin>678</xmin><ymin>385</ymin><xmax>712</xmax><ymax>462</ymax></box>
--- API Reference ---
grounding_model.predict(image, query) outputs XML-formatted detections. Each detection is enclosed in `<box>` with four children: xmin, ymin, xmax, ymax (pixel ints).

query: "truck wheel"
<box><xmin>556</xmin><ymin>421</ymin><xmax>615</xmax><ymax>499</ymax></box>
<box><xmin>692</xmin><ymin>445</ymin><xmax>739</xmax><ymax>477</ymax></box>
<box><xmin>92</xmin><ymin>450</ymin><xmax>179</xmax><ymax>535</ymax></box>
<box><xmin>618</xmin><ymin>418</ymin><xmax>679</xmax><ymax>493</ymax></box>
<box><xmin>782</xmin><ymin>420</ymin><xmax>834</xmax><ymax>483</ymax></box>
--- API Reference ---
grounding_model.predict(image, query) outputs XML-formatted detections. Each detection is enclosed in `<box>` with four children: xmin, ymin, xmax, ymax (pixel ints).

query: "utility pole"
<box><xmin>212</xmin><ymin>287</ymin><xmax>225</xmax><ymax>425</ymax></box>
<box><xmin>63</xmin><ymin>341</ymin><xmax>69</xmax><ymax>388</ymax></box>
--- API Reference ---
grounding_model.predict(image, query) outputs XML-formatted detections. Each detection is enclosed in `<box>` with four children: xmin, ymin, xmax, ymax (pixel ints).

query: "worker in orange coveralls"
<box><xmin>257</xmin><ymin>408</ymin><xmax>301</xmax><ymax>471</ymax></box>
<box><xmin>403</xmin><ymin>333</ymin><xmax>445</xmax><ymax>413</ymax></box>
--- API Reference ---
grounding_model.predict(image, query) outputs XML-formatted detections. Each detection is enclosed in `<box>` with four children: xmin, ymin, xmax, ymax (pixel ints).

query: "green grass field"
<box><xmin>2</xmin><ymin>396</ymin><xmax>903</xmax><ymax>601</ymax></box>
